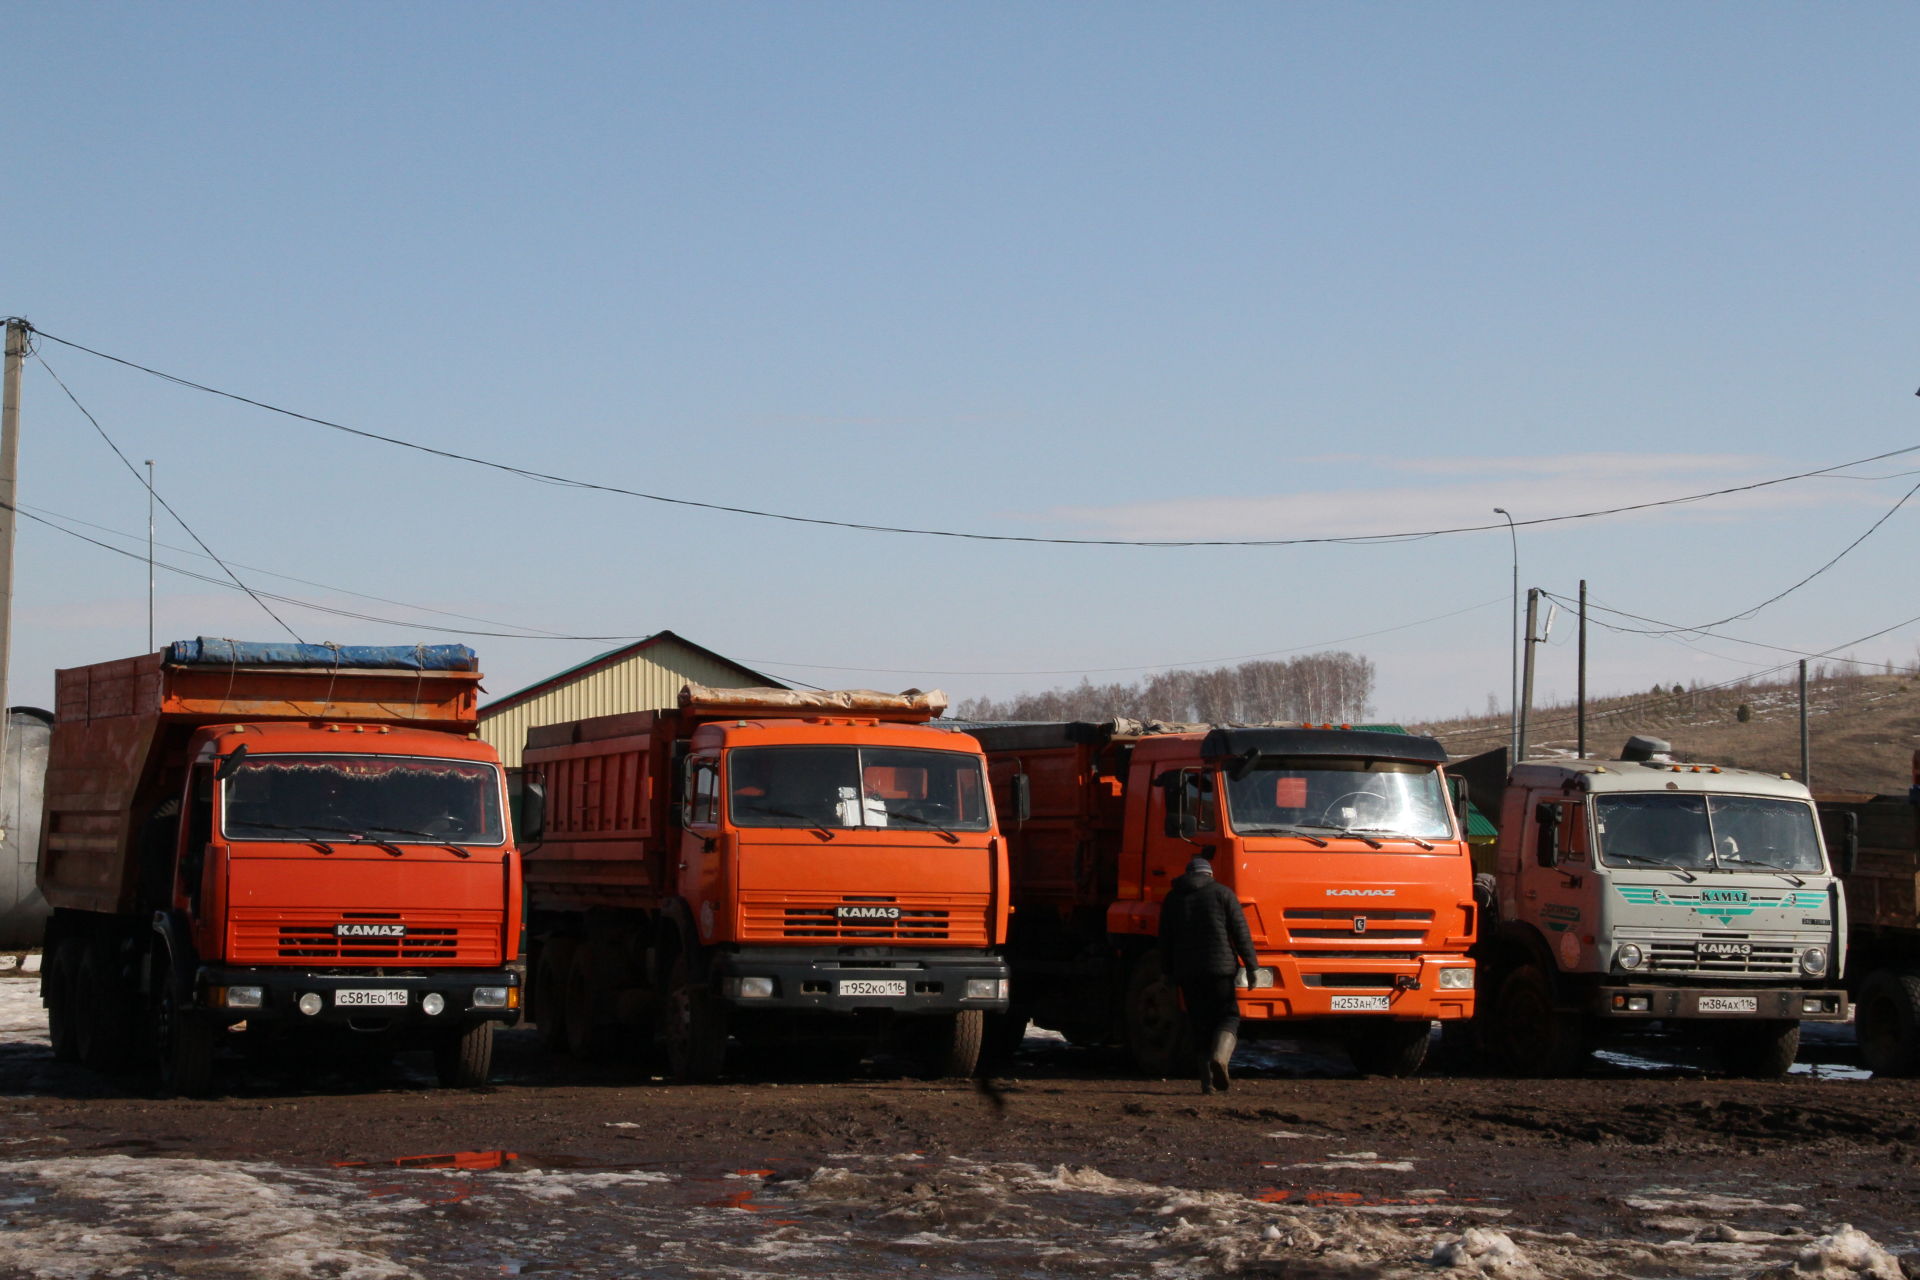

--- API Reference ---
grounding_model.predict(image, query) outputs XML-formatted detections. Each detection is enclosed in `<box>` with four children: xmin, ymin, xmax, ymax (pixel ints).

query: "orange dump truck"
<box><xmin>966</xmin><ymin>721</ymin><xmax>1477</xmax><ymax>1076</ymax></box>
<box><xmin>520</xmin><ymin>684</ymin><xmax>1011</xmax><ymax>1080</ymax></box>
<box><xmin>38</xmin><ymin>639</ymin><xmax>522</xmax><ymax>1093</ymax></box>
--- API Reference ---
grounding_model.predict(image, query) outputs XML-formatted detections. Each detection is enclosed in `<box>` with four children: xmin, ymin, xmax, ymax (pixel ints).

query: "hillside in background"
<box><xmin>1412</xmin><ymin>669</ymin><xmax>1920</xmax><ymax>797</ymax></box>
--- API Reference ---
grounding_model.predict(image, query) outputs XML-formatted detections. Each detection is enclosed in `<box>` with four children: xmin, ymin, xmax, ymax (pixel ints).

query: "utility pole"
<box><xmin>1517</xmin><ymin>587</ymin><xmax>1541</xmax><ymax>762</ymax></box>
<box><xmin>0</xmin><ymin>318</ymin><xmax>25</xmax><ymax>783</ymax></box>
<box><xmin>146</xmin><ymin>460</ymin><xmax>156</xmax><ymax>652</ymax></box>
<box><xmin>1798</xmin><ymin>659</ymin><xmax>1811</xmax><ymax>786</ymax></box>
<box><xmin>1576</xmin><ymin>579</ymin><xmax>1588</xmax><ymax>760</ymax></box>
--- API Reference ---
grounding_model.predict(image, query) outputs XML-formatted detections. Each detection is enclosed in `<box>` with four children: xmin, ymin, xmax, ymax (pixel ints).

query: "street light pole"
<box><xmin>1494</xmin><ymin>508</ymin><xmax>1519</xmax><ymax>759</ymax></box>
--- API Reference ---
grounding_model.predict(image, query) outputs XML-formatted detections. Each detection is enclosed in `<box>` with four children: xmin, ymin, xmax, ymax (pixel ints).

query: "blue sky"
<box><xmin>4</xmin><ymin>4</ymin><xmax>1917</xmax><ymax>723</ymax></box>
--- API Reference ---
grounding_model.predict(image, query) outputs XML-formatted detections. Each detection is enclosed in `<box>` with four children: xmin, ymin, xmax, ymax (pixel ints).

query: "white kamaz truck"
<box><xmin>1460</xmin><ymin>736</ymin><xmax>1849</xmax><ymax>1077</ymax></box>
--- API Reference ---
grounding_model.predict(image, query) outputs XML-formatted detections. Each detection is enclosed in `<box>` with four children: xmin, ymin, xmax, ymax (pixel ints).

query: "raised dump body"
<box><xmin>1817</xmin><ymin>751</ymin><xmax>1920</xmax><ymax>1076</ymax></box>
<box><xmin>969</xmin><ymin>720</ymin><xmax>1476</xmax><ymax>1077</ymax></box>
<box><xmin>38</xmin><ymin>639</ymin><xmax>522</xmax><ymax>1092</ymax></box>
<box><xmin>521</xmin><ymin>684</ymin><xmax>1011</xmax><ymax>1080</ymax></box>
<box><xmin>1467</xmin><ymin>736</ymin><xmax>1848</xmax><ymax>1078</ymax></box>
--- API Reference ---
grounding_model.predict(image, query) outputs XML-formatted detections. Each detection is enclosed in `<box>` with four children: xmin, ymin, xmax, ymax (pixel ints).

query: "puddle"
<box><xmin>335</xmin><ymin>1149</ymin><xmax>519</xmax><ymax>1171</ymax></box>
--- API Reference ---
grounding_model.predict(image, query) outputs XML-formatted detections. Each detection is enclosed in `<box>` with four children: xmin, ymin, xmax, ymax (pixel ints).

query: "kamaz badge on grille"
<box><xmin>335</xmin><ymin>923</ymin><xmax>407</xmax><ymax>938</ymax></box>
<box><xmin>836</xmin><ymin>905</ymin><xmax>901</xmax><ymax>921</ymax></box>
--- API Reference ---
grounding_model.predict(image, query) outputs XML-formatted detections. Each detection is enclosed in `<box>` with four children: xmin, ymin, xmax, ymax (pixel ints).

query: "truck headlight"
<box><xmin>1616</xmin><ymin>944</ymin><xmax>1645</xmax><ymax>971</ymax></box>
<box><xmin>421</xmin><ymin>993</ymin><xmax>446</xmax><ymax>1016</ymax></box>
<box><xmin>472</xmin><ymin>987</ymin><xmax>510</xmax><ymax>1009</ymax></box>
<box><xmin>218</xmin><ymin>985</ymin><xmax>264</xmax><ymax>1009</ymax></box>
<box><xmin>1234</xmin><ymin>968</ymin><xmax>1277</xmax><ymax>989</ymax></box>
<box><xmin>298</xmin><ymin>992</ymin><xmax>324</xmax><ymax>1016</ymax></box>
<box><xmin>1800</xmin><ymin>947</ymin><xmax>1829</xmax><ymax>977</ymax></box>
<box><xmin>964</xmin><ymin>978</ymin><xmax>1008</xmax><ymax>1000</ymax></box>
<box><xmin>727</xmin><ymin>977</ymin><xmax>776</xmax><ymax>999</ymax></box>
<box><xmin>1437</xmin><ymin>968</ymin><xmax>1474</xmax><ymax>990</ymax></box>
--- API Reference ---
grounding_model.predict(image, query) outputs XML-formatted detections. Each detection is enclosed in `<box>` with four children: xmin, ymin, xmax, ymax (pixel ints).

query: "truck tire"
<box><xmin>914</xmin><ymin>1010</ymin><xmax>985</xmax><ymax>1080</ymax></box>
<box><xmin>1346</xmin><ymin>1020</ymin><xmax>1432</xmax><ymax>1077</ymax></box>
<box><xmin>153</xmin><ymin>977</ymin><xmax>215</xmax><ymax>1097</ymax></box>
<box><xmin>663</xmin><ymin>954</ymin><xmax>727</xmax><ymax>1082</ymax></box>
<box><xmin>533</xmin><ymin>938</ymin><xmax>577</xmax><ymax>1054</ymax></box>
<box><xmin>563</xmin><ymin>946</ymin><xmax>618</xmax><ymax>1061</ymax></box>
<box><xmin>979</xmin><ymin>1009</ymin><xmax>1029</xmax><ymax>1072</ymax></box>
<box><xmin>1855</xmin><ymin>971</ymin><xmax>1920</xmax><ymax>1078</ymax></box>
<box><xmin>76</xmin><ymin>941</ymin><xmax>137</xmax><ymax>1072</ymax></box>
<box><xmin>433</xmin><ymin>1022</ymin><xmax>496</xmax><ymax>1087</ymax></box>
<box><xmin>1488</xmin><ymin>964</ymin><xmax>1588</xmax><ymax>1077</ymax></box>
<box><xmin>1715</xmin><ymin>1018</ymin><xmax>1800</xmax><ymax>1078</ymax></box>
<box><xmin>45</xmin><ymin>942</ymin><xmax>80</xmax><ymax>1064</ymax></box>
<box><xmin>1123</xmin><ymin>950</ymin><xmax>1192</xmax><ymax>1078</ymax></box>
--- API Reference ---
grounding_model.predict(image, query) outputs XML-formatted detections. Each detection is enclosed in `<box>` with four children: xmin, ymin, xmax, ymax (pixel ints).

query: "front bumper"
<box><xmin>194</xmin><ymin>965</ymin><xmax>523</xmax><ymax>1029</ymax></box>
<box><xmin>1233</xmin><ymin>953</ymin><xmax>1476</xmax><ymax>1022</ymax></box>
<box><xmin>1588</xmin><ymin>984</ymin><xmax>1848</xmax><ymax>1021</ymax></box>
<box><xmin>710</xmin><ymin>949</ymin><xmax>1010</xmax><ymax>1015</ymax></box>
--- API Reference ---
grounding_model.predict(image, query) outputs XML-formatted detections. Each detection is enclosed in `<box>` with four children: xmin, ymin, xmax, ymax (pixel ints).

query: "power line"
<box><xmin>19</xmin><ymin>320</ymin><xmax>1920</xmax><ymax>549</ymax></box>
<box><xmin>34</xmin><ymin>351</ymin><xmax>305</xmax><ymax>644</ymax></box>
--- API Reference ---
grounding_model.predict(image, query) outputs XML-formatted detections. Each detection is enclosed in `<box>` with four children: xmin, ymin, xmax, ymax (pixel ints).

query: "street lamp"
<box><xmin>1494</xmin><ymin>508</ymin><xmax>1518</xmax><ymax>759</ymax></box>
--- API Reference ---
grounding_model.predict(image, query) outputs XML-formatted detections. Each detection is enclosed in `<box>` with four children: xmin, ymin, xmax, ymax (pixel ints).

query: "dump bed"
<box><xmin>522</xmin><ymin>709</ymin><xmax>679</xmax><ymax>911</ymax></box>
<box><xmin>40</xmin><ymin>639</ymin><xmax>483</xmax><ymax>915</ymax></box>
<box><xmin>1820</xmin><ymin>795</ymin><xmax>1919</xmax><ymax>934</ymax></box>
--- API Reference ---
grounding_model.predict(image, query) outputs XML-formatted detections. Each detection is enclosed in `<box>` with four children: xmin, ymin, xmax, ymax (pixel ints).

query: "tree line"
<box><xmin>952</xmin><ymin>652</ymin><xmax>1376</xmax><ymax>725</ymax></box>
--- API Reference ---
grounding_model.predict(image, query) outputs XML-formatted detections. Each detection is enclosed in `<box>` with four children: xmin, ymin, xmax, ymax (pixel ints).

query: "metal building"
<box><xmin>477</xmin><ymin>631</ymin><xmax>781</xmax><ymax>768</ymax></box>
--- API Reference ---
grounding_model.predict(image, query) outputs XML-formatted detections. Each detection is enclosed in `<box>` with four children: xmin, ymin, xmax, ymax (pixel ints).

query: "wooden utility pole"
<box><xmin>1576</xmin><ymin>579</ymin><xmax>1588</xmax><ymax>760</ymax></box>
<box><xmin>0</xmin><ymin>318</ymin><xmax>25</xmax><ymax>781</ymax></box>
<box><xmin>1798</xmin><ymin>659</ymin><xmax>1811</xmax><ymax>786</ymax></box>
<box><xmin>1517</xmin><ymin>587</ymin><xmax>1541</xmax><ymax>762</ymax></box>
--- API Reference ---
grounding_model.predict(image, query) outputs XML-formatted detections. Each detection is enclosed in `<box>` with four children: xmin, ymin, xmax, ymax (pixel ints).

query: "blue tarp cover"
<box><xmin>167</xmin><ymin>637</ymin><xmax>478</xmax><ymax>672</ymax></box>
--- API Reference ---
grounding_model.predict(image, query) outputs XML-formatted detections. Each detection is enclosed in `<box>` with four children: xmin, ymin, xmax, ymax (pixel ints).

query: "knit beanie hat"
<box><xmin>1185</xmin><ymin>857</ymin><xmax>1214</xmax><ymax>877</ymax></box>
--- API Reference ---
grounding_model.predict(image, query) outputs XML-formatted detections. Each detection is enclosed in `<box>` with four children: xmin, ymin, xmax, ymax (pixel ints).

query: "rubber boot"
<box><xmin>1208</xmin><ymin>1030</ymin><xmax>1237</xmax><ymax>1093</ymax></box>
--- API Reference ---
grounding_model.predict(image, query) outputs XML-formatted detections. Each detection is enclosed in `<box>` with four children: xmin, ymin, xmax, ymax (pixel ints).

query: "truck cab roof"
<box><xmin>1512</xmin><ymin>756</ymin><xmax>1812</xmax><ymax>801</ymax></box>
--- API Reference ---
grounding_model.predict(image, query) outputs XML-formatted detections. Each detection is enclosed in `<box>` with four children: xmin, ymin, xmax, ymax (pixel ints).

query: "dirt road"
<box><xmin>1</xmin><ymin>978</ymin><xmax>1915</xmax><ymax>1277</ymax></box>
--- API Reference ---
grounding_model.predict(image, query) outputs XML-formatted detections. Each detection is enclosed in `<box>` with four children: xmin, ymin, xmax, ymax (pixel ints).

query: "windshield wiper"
<box><xmin>882</xmin><ymin>810</ymin><xmax>959</xmax><ymax>843</ymax></box>
<box><xmin>228</xmin><ymin>819</ymin><xmax>368</xmax><ymax>854</ymax></box>
<box><xmin>367</xmin><ymin>825</ymin><xmax>473</xmax><ymax>858</ymax></box>
<box><xmin>1717</xmin><ymin>856</ymin><xmax>1807</xmax><ymax>885</ymax></box>
<box><xmin>1235</xmin><ymin>824</ymin><xmax>1330</xmax><ymax>847</ymax></box>
<box><xmin>1321</xmin><ymin>828</ymin><xmax>1384</xmax><ymax>849</ymax></box>
<box><xmin>745</xmin><ymin>807</ymin><xmax>837</xmax><ymax>839</ymax></box>
<box><xmin>1350</xmin><ymin>828</ymin><xmax>1437</xmax><ymax>851</ymax></box>
<box><xmin>1606</xmin><ymin>853</ymin><xmax>1699</xmax><ymax>881</ymax></box>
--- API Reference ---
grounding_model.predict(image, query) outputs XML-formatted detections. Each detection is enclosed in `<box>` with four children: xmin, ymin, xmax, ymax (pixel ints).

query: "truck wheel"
<box><xmin>1123</xmin><ymin>950</ymin><xmax>1192</xmax><ymax>1078</ymax></box>
<box><xmin>1489</xmin><ymin>964</ymin><xmax>1588</xmax><ymax>1077</ymax></box>
<box><xmin>1715</xmin><ymin>1018</ymin><xmax>1800</xmax><ymax>1078</ymax></box>
<box><xmin>433</xmin><ymin>1022</ymin><xmax>496</xmax><ymax>1087</ymax></box>
<box><xmin>76</xmin><ymin>942</ymin><xmax>137</xmax><ymax>1072</ymax></box>
<box><xmin>915</xmin><ymin>1010</ymin><xmax>986</xmax><ymax>1079</ymax></box>
<box><xmin>662</xmin><ymin>955</ymin><xmax>727</xmax><ymax>1082</ymax></box>
<box><xmin>45</xmin><ymin>942</ymin><xmax>80</xmax><ymax>1064</ymax></box>
<box><xmin>563</xmin><ymin>946</ymin><xmax>618</xmax><ymax>1061</ymax></box>
<box><xmin>533</xmin><ymin>938</ymin><xmax>576</xmax><ymax>1054</ymax></box>
<box><xmin>1855</xmin><ymin>971</ymin><xmax>1920</xmax><ymax>1078</ymax></box>
<box><xmin>1346</xmin><ymin>1020</ymin><xmax>1432</xmax><ymax>1077</ymax></box>
<box><xmin>979</xmin><ymin>1009</ymin><xmax>1029</xmax><ymax>1072</ymax></box>
<box><xmin>153</xmin><ymin>977</ymin><xmax>216</xmax><ymax>1097</ymax></box>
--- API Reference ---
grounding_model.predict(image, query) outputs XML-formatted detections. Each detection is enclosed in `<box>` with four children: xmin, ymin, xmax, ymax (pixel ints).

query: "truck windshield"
<box><xmin>1224</xmin><ymin>758</ymin><xmax>1453</xmax><ymax>842</ymax></box>
<box><xmin>727</xmin><ymin>746</ymin><xmax>990</xmax><ymax>831</ymax></box>
<box><xmin>222</xmin><ymin>754</ymin><xmax>507</xmax><ymax>845</ymax></box>
<box><xmin>1592</xmin><ymin>793</ymin><xmax>1824</xmax><ymax>873</ymax></box>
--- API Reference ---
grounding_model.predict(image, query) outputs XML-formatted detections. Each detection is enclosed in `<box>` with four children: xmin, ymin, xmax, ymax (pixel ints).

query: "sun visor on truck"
<box><xmin>1197</xmin><ymin>726</ymin><xmax>1448</xmax><ymax>764</ymax></box>
<box><xmin>167</xmin><ymin>638</ymin><xmax>479</xmax><ymax>672</ymax></box>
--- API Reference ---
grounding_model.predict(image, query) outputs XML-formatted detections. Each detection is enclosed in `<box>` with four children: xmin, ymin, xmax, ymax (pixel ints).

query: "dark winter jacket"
<box><xmin>1157</xmin><ymin>864</ymin><xmax>1258</xmax><ymax>979</ymax></box>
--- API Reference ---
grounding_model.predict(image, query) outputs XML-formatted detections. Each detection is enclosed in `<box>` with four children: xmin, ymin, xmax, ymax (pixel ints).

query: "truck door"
<box><xmin>681</xmin><ymin>754</ymin><xmax>722</xmax><ymax>934</ymax></box>
<box><xmin>1143</xmin><ymin>767</ymin><xmax>1217</xmax><ymax>897</ymax></box>
<box><xmin>1523</xmin><ymin>797</ymin><xmax>1592</xmax><ymax>972</ymax></box>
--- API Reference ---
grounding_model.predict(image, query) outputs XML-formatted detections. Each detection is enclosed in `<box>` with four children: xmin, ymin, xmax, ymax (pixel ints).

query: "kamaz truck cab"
<box><xmin>1470</xmin><ymin>736</ymin><xmax>1848</xmax><ymax>1077</ymax></box>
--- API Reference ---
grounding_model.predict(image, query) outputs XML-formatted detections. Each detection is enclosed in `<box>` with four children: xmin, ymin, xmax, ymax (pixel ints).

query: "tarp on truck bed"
<box><xmin>681</xmin><ymin>683</ymin><xmax>948</xmax><ymax>719</ymax></box>
<box><xmin>168</xmin><ymin>637</ymin><xmax>478</xmax><ymax>671</ymax></box>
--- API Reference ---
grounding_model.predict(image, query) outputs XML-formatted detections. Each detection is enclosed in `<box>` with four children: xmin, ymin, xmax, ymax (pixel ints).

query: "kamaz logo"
<box><xmin>836</xmin><ymin>906</ymin><xmax>901</xmax><ymax>921</ymax></box>
<box><xmin>1352</xmin><ymin>917</ymin><xmax>1369</xmax><ymax>934</ymax></box>
<box><xmin>1702</xmin><ymin>890</ymin><xmax>1749</xmax><ymax>904</ymax></box>
<box><xmin>335</xmin><ymin>923</ymin><xmax>406</xmax><ymax>938</ymax></box>
<box><xmin>1327</xmin><ymin>889</ymin><xmax>1396</xmax><ymax>897</ymax></box>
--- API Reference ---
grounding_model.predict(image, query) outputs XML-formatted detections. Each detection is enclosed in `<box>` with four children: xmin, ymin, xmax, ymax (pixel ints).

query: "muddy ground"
<box><xmin>2</xmin><ymin>977</ymin><xmax>1916</xmax><ymax>1278</ymax></box>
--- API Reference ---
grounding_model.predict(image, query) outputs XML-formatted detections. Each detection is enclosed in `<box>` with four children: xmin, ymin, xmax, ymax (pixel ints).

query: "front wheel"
<box><xmin>1346</xmin><ymin>1020</ymin><xmax>1432</xmax><ymax>1077</ymax></box>
<box><xmin>1123</xmin><ymin>950</ymin><xmax>1192</xmax><ymax>1077</ymax></box>
<box><xmin>433</xmin><ymin>1022</ymin><xmax>496</xmax><ymax>1087</ymax></box>
<box><xmin>153</xmin><ymin>971</ymin><xmax>216</xmax><ymax>1097</ymax></box>
<box><xmin>913</xmin><ymin>1010</ymin><xmax>985</xmax><ymax>1079</ymax></box>
<box><xmin>1715</xmin><ymin>1018</ymin><xmax>1800</xmax><ymax>1079</ymax></box>
<box><xmin>1855</xmin><ymin>971</ymin><xmax>1920</xmax><ymax>1078</ymax></box>
<box><xmin>531</xmin><ymin>938</ymin><xmax>576</xmax><ymax>1054</ymax></box>
<box><xmin>44</xmin><ymin>942</ymin><xmax>80</xmax><ymax>1064</ymax></box>
<box><xmin>1487</xmin><ymin>964</ymin><xmax>1588</xmax><ymax>1077</ymax></box>
<box><xmin>662</xmin><ymin>955</ymin><xmax>728</xmax><ymax>1082</ymax></box>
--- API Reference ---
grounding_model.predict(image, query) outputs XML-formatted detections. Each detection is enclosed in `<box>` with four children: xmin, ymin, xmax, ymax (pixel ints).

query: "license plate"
<box><xmin>838</xmin><ymin>980</ymin><xmax>907</xmax><ymax>998</ymax></box>
<box><xmin>1329</xmin><ymin>994</ymin><xmax>1391</xmax><ymax>1012</ymax></box>
<box><xmin>1698</xmin><ymin>995</ymin><xmax>1758</xmax><ymax>1013</ymax></box>
<box><xmin>334</xmin><ymin>989</ymin><xmax>408</xmax><ymax>1008</ymax></box>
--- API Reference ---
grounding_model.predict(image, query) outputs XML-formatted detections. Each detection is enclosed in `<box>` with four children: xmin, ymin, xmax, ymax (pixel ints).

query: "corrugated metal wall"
<box><xmin>478</xmin><ymin>644</ymin><xmax>765</xmax><ymax>768</ymax></box>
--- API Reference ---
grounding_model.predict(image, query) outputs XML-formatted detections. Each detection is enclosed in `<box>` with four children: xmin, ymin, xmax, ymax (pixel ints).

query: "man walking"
<box><xmin>1157</xmin><ymin>856</ymin><xmax>1257</xmax><ymax>1093</ymax></box>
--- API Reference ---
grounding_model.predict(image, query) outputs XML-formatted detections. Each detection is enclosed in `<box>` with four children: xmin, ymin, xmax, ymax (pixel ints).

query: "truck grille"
<box><xmin>228</xmin><ymin>911</ymin><xmax>502</xmax><ymax>965</ymax></box>
<box><xmin>1647</xmin><ymin>940</ymin><xmax>1799</xmax><ymax>976</ymax></box>
<box><xmin>738</xmin><ymin>893</ymin><xmax>991</xmax><ymax>946</ymax></box>
<box><xmin>1282</xmin><ymin>908</ymin><xmax>1433</xmax><ymax>944</ymax></box>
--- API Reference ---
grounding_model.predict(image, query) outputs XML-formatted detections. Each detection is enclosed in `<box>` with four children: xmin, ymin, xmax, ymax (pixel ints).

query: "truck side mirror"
<box><xmin>1158</xmin><ymin>770</ymin><xmax>1187</xmax><ymax>839</ymax></box>
<box><xmin>1838</xmin><ymin>811</ymin><xmax>1858</xmax><ymax>877</ymax></box>
<box><xmin>520</xmin><ymin>779</ymin><xmax>547</xmax><ymax>843</ymax></box>
<box><xmin>1011</xmin><ymin>773</ymin><xmax>1032</xmax><ymax>825</ymax></box>
<box><xmin>214</xmin><ymin>743</ymin><xmax>249</xmax><ymax>781</ymax></box>
<box><xmin>1450</xmin><ymin>775</ymin><xmax>1471</xmax><ymax>839</ymax></box>
<box><xmin>1534</xmin><ymin>802</ymin><xmax>1561</xmax><ymax>868</ymax></box>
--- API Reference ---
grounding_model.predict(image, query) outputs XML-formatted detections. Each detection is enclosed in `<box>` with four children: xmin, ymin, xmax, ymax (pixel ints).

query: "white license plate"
<box><xmin>1329</xmin><ymin>994</ymin><xmax>1391</xmax><ymax>1012</ymax></box>
<box><xmin>1698</xmin><ymin>995</ymin><xmax>1758</xmax><ymax>1013</ymax></box>
<box><xmin>334</xmin><ymin>989</ymin><xmax>408</xmax><ymax>1008</ymax></box>
<box><xmin>838</xmin><ymin>979</ymin><xmax>907</xmax><ymax>998</ymax></box>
